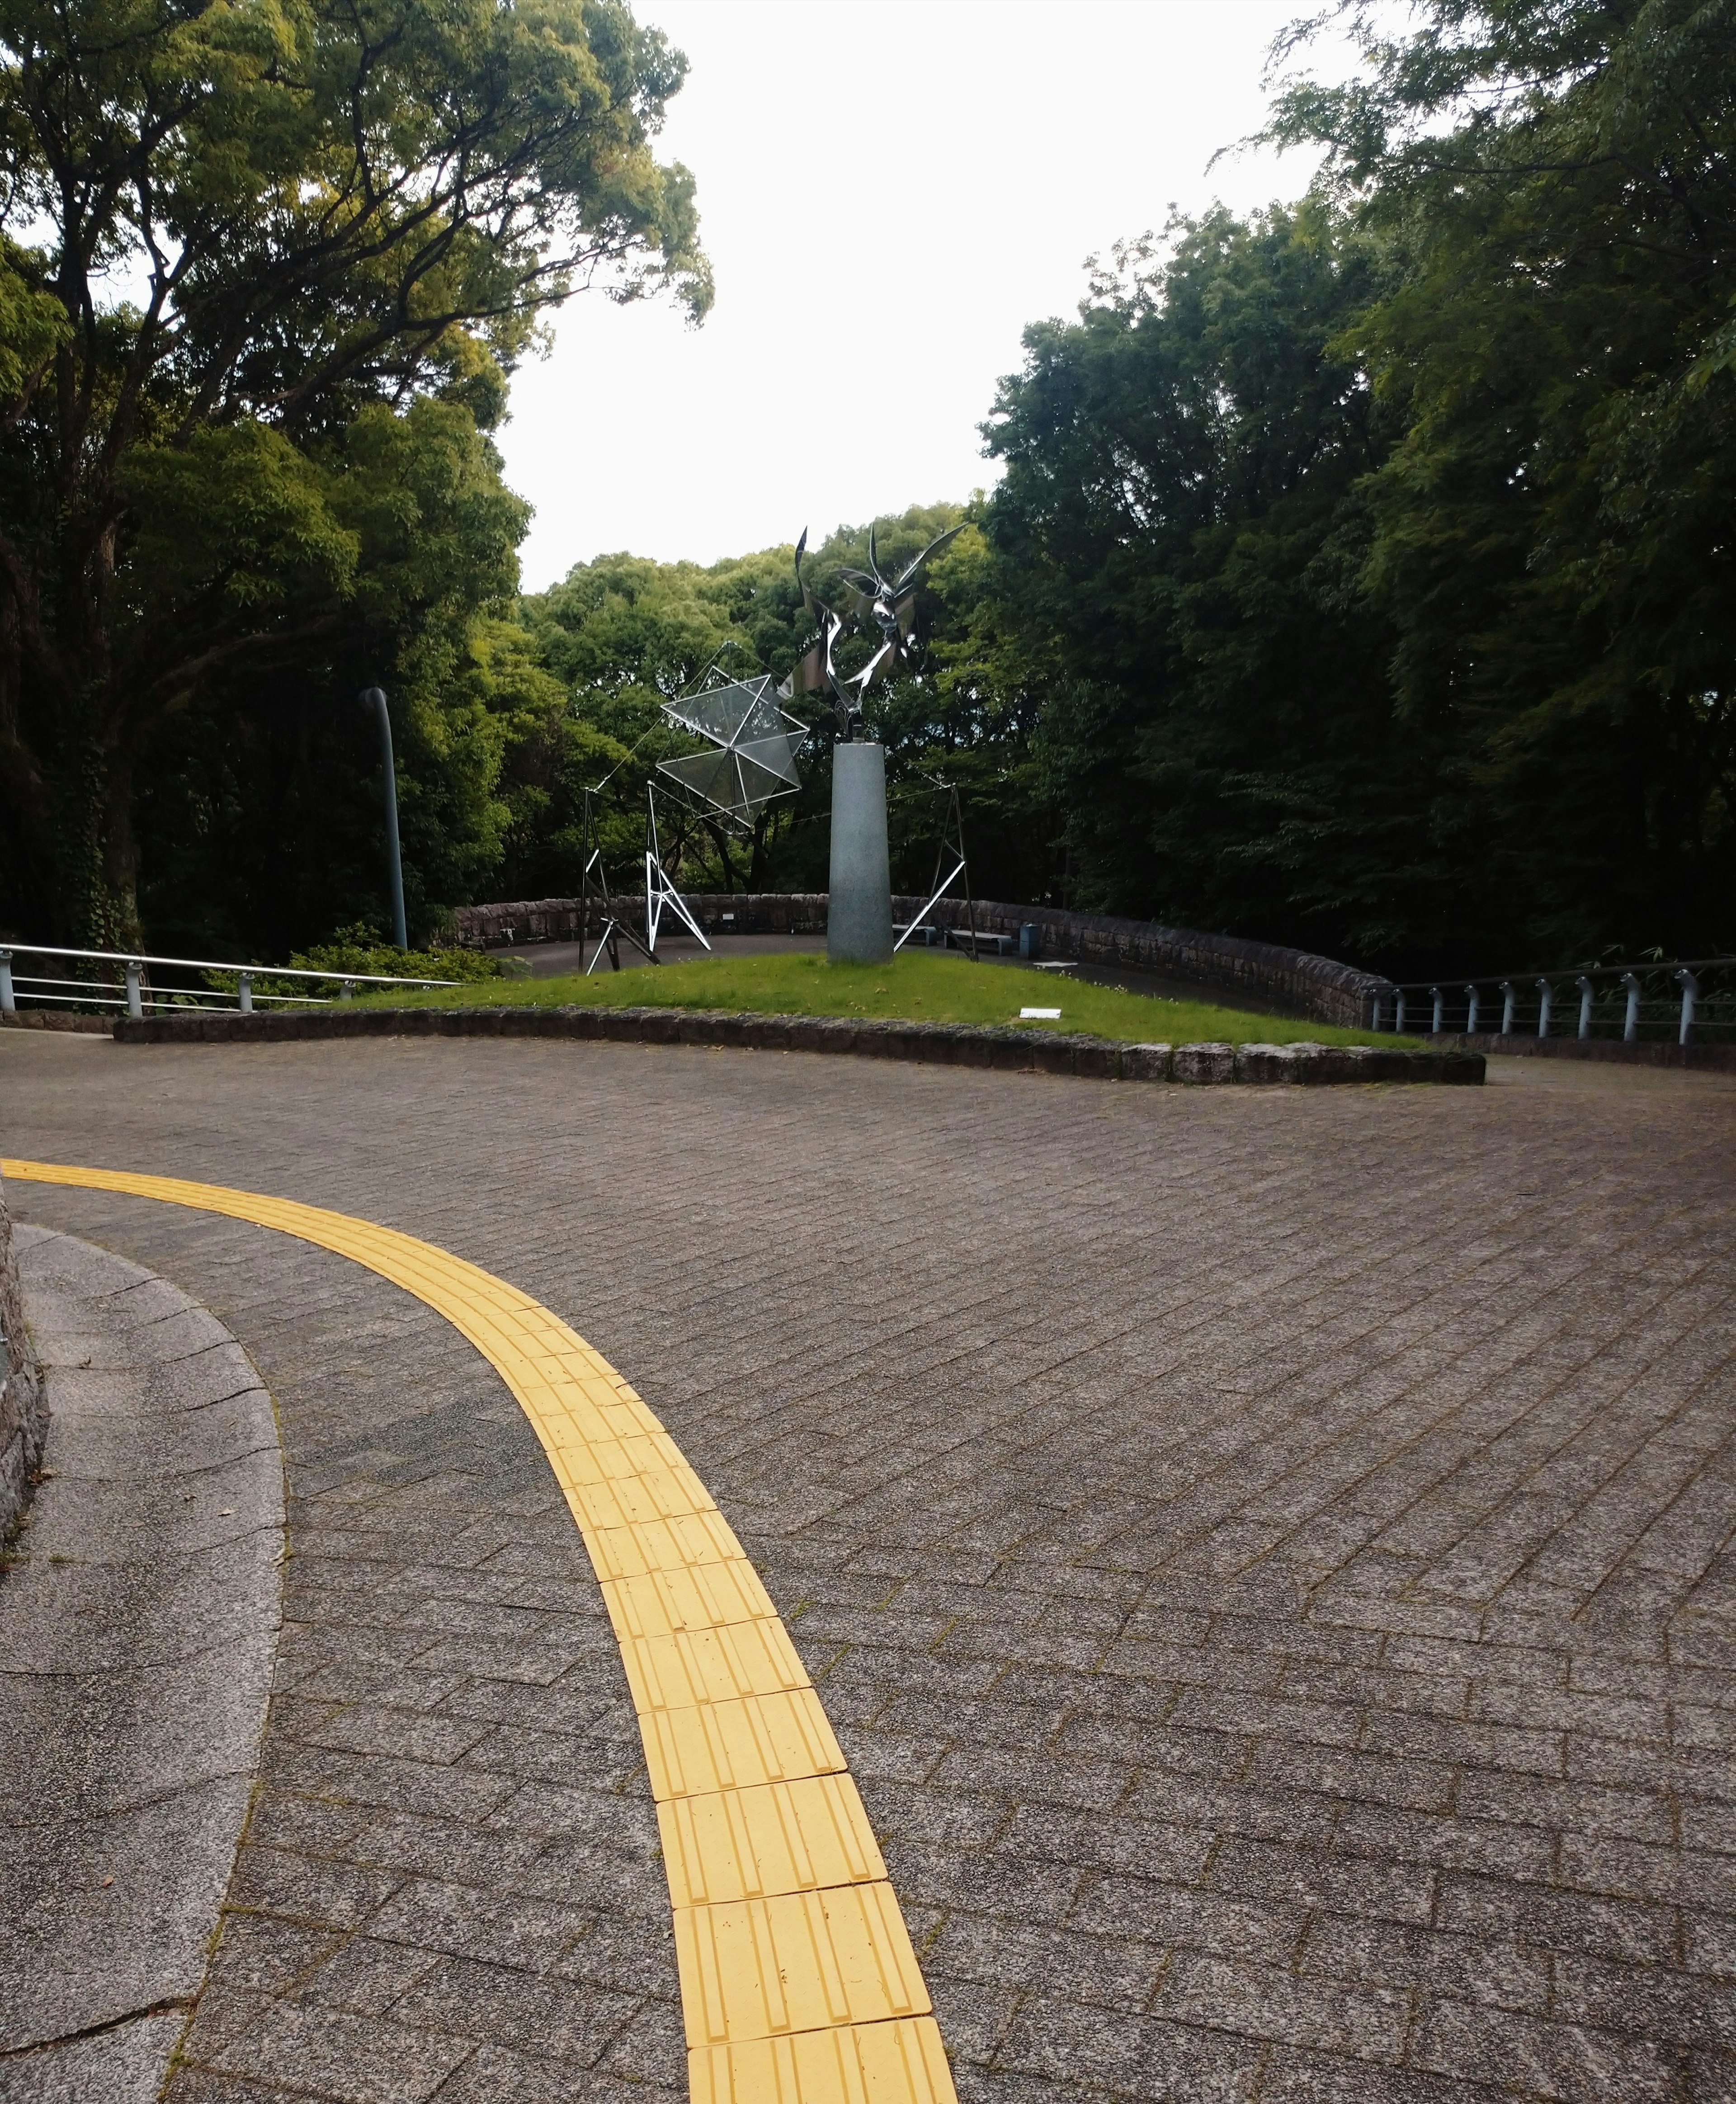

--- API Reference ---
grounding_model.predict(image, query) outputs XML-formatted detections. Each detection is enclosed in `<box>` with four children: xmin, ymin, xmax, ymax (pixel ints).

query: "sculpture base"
<box><xmin>828</xmin><ymin>742</ymin><xmax>893</xmax><ymax>965</ymax></box>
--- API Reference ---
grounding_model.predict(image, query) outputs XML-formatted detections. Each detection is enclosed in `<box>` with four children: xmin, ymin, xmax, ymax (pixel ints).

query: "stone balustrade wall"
<box><xmin>451</xmin><ymin>892</ymin><xmax>1395</xmax><ymax>1031</ymax></box>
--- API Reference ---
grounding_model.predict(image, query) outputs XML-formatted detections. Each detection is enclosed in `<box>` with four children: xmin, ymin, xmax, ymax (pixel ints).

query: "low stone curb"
<box><xmin>0</xmin><ymin>1225</ymin><xmax>283</xmax><ymax>2097</ymax></box>
<box><xmin>0</xmin><ymin>1010</ymin><xmax>111</xmax><ymax>1034</ymax></box>
<box><xmin>112</xmin><ymin>1005</ymin><xmax>1485</xmax><ymax>1084</ymax></box>
<box><xmin>1446</xmin><ymin>1031</ymin><xmax>1736</xmax><ymax>1075</ymax></box>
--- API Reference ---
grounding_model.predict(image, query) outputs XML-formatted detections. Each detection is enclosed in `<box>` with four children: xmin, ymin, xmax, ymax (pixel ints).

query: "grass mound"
<box><xmin>349</xmin><ymin>949</ymin><xmax>1410</xmax><ymax>1047</ymax></box>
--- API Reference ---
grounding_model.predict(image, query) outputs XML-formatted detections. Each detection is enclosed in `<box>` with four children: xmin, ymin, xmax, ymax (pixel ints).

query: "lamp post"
<box><xmin>359</xmin><ymin>687</ymin><xmax>408</xmax><ymax>951</ymax></box>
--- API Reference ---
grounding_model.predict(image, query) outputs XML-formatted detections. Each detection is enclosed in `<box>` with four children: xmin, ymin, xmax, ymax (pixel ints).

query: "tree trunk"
<box><xmin>41</xmin><ymin>724</ymin><xmax>140</xmax><ymax>951</ymax></box>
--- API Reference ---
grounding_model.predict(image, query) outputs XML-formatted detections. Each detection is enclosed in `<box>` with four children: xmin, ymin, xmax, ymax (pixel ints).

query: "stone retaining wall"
<box><xmin>0</xmin><ymin>1183</ymin><xmax>46</xmax><ymax>1542</ymax></box>
<box><xmin>0</xmin><ymin>1010</ymin><xmax>112</xmax><ymax>1034</ymax></box>
<box><xmin>451</xmin><ymin>892</ymin><xmax>1396</xmax><ymax>1030</ymax></box>
<box><xmin>113</xmin><ymin>1002</ymin><xmax>1483</xmax><ymax>1086</ymax></box>
<box><xmin>1439</xmin><ymin>1033</ymin><xmax>1736</xmax><ymax>1075</ymax></box>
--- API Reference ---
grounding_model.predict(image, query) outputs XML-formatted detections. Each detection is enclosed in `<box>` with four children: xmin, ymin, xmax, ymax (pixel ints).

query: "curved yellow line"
<box><xmin>3</xmin><ymin>1159</ymin><xmax>955</xmax><ymax>2104</ymax></box>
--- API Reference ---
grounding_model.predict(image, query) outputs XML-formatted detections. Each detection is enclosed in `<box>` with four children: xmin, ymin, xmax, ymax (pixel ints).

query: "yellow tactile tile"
<box><xmin>674</xmin><ymin>1881</ymin><xmax>931</xmax><ymax>2048</ymax></box>
<box><xmin>600</xmin><ymin>1557</ymin><xmax>779</xmax><ymax>1644</ymax></box>
<box><xmin>553</xmin><ymin>1462</ymin><xmax>718</xmax><ymax>1534</ymax></box>
<box><xmin>0</xmin><ymin>1158</ymin><xmax>955</xmax><ymax>2104</ymax></box>
<box><xmin>689</xmin><ymin>2017</ymin><xmax>955</xmax><ymax>2104</ymax></box>
<box><xmin>587</xmin><ymin>1509</ymin><xmax>750</xmax><ymax>1582</ymax></box>
<box><xmin>620</xmin><ymin>1615</ymin><xmax>812</xmax><ymax>1713</ymax></box>
<box><xmin>659</xmin><ymin>1773</ymin><xmax>886</xmax><ymax>1907</ymax></box>
<box><xmin>641</xmin><ymin>1689</ymin><xmax>849</xmax><ymax>1800</ymax></box>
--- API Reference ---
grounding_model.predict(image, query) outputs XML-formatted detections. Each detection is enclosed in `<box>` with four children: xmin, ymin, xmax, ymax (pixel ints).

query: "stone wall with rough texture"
<box><xmin>112</xmin><ymin>1001</ymin><xmax>1485</xmax><ymax>1085</ymax></box>
<box><xmin>451</xmin><ymin>892</ymin><xmax>1397</xmax><ymax>1029</ymax></box>
<box><xmin>0</xmin><ymin>1011</ymin><xmax>112</xmax><ymax>1034</ymax></box>
<box><xmin>0</xmin><ymin>1181</ymin><xmax>47</xmax><ymax>1540</ymax></box>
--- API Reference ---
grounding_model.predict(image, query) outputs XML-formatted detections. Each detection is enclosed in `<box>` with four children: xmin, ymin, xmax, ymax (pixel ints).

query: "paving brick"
<box><xmin>1410</xmin><ymin>1996</ymin><xmax>1684</xmax><ymax>2102</ymax></box>
<box><xmin>997</xmin><ymin>1990</ymin><xmax>1265</xmax><ymax>2097</ymax></box>
<box><xmin>1152</xmin><ymin>1950</ymin><xmax>1412</xmax><ymax>2060</ymax></box>
<box><xmin>197</xmin><ymin>1995</ymin><xmax>474</xmax><ymax>2100</ymax></box>
<box><xmin>926</xmin><ymin>1912</ymin><xmax>1164</xmax><ymax>2012</ymax></box>
<box><xmin>1435</xmin><ymin>1873</ymin><xmax>1679</xmax><ymax>1964</ymax></box>
<box><xmin>385</xmin><ymin>1953</ymin><xmax>642</xmax><ymax>2062</ymax></box>
<box><xmin>1207</xmin><ymin>1838</ymin><xmax>1438</xmax><ymax>1925</ymax></box>
<box><xmin>10</xmin><ymin>1035</ymin><xmax>1736</xmax><ymax>2100</ymax></box>
<box><xmin>1552</xmin><ymin>1951</ymin><xmax>1736</xmax><ymax>2047</ymax></box>
<box><xmin>993</xmin><ymin>1803</ymin><xmax>1216</xmax><ymax>1881</ymax></box>
<box><xmin>1298</xmin><ymin>1913</ymin><xmax>1552</xmax><ymax>2013</ymax></box>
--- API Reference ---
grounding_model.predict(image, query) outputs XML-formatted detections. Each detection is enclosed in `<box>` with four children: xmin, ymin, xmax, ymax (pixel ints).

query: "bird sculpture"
<box><xmin>784</xmin><ymin>521</ymin><xmax>962</xmax><ymax>740</ymax></box>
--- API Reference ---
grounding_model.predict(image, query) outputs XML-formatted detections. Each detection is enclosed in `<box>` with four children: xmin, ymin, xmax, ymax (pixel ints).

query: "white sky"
<box><xmin>499</xmin><ymin>0</ymin><xmax>1347</xmax><ymax>589</ymax></box>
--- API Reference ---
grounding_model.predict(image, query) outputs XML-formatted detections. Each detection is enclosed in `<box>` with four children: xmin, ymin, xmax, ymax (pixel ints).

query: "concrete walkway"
<box><xmin>2</xmin><ymin>1032</ymin><xmax>1735</xmax><ymax>2101</ymax></box>
<box><xmin>0</xmin><ymin>1227</ymin><xmax>282</xmax><ymax>2102</ymax></box>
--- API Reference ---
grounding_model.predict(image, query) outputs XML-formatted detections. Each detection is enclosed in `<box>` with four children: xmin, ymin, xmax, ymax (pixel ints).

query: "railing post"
<box><xmin>1465</xmin><ymin>984</ymin><xmax>1480</xmax><ymax>1035</ymax></box>
<box><xmin>1576</xmin><ymin>975</ymin><xmax>1594</xmax><ymax>1039</ymax></box>
<box><xmin>1676</xmin><ymin>968</ymin><xmax>1699</xmax><ymax>1046</ymax></box>
<box><xmin>1499</xmin><ymin>980</ymin><xmax>1516</xmax><ymax>1036</ymax></box>
<box><xmin>124</xmin><ymin>960</ymin><xmax>142</xmax><ymax>1018</ymax></box>
<box><xmin>237</xmin><ymin>971</ymin><xmax>253</xmax><ymax>1015</ymax></box>
<box><xmin>0</xmin><ymin>950</ymin><xmax>12</xmax><ymax>1013</ymax></box>
<box><xmin>1395</xmin><ymin>991</ymin><xmax>1406</xmax><ymax>1034</ymax></box>
<box><xmin>340</xmin><ymin>979</ymin><xmax>355</xmax><ymax>1002</ymax></box>
<box><xmin>1371</xmin><ymin>991</ymin><xmax>1386</xmax><ymax>1031</ymax></box>
<box><xmin>1622</xmin><ymin>971</ymin><xmax>1641</xmax><ymax>1043</ymax></box>
<box><xmin>1430</xmin><ymin>986</ymin><xmax>1443</xmax><ymax>1035</ymax></box>
<box><xmin>1536</xmin><ymin>979</ymin><xmax>1553</xmax><ymax>1038</ymax></box>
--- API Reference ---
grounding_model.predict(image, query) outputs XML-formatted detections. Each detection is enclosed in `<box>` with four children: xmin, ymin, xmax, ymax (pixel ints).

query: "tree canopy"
<box><xmin>4</xmin><ymin>0</ymin><xmax>1731</xmax><ymax>978</ymax></box>
<box><xmin>0</xmin><ymin>0</ymin><xmax>707</xmax><ymax>948</ymax></box>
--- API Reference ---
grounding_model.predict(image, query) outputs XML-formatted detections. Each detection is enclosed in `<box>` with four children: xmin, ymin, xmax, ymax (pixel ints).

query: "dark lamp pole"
<box><xmin>359</xmin><ymin>686</ymin><xmax>408</xmax><ymax>951</ymax></box>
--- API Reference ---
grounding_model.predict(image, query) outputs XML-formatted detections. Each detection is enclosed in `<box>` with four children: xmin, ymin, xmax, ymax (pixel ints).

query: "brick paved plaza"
<box><xmin>4</xmin><ymin>1031</ymin><xmax>1736</xmax><ymax>2102</ymax></box>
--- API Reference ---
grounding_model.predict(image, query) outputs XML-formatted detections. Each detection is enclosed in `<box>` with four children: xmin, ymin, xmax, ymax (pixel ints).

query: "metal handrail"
<box><xmin>0</xmin><ymin>941</ymin><xmax>453</xmax><ymax>986</ymax></box>
<box><xmin>1368</xmin><ymin>954</ymin><xmax>1733</xmax><ymax>1047</ymax></box>
<box><xmin>1388</xmin><ymin>954</ymin><xmax>1734</xmax><ymax>992</ymax></box>
<box><xmin>0</xmin><ymin>938</ymin><xmax>458</xmax><ymax>1021</ymax></box>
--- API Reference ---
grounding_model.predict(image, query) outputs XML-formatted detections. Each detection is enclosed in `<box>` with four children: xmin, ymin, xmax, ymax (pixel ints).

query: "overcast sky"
<box><xmin>499</xmin><ymin>0</ymin><xmax>1348</xmax><ymax>588</ymax></box>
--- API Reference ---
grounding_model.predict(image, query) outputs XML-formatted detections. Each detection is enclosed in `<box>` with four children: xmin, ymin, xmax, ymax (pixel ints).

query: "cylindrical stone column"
<box><xmin>828</xmin><ymin>742</ymin><xmax>893</xmax><ymax>965</ymax></box>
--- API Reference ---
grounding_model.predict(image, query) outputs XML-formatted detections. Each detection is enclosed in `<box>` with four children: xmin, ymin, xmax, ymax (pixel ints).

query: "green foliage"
<box><xmin>0</xmin><ymin>0</ymin><xmax>708</xmax><ymax>951</ymax></box>
<box><xmin>346</xmin><ymin>946</ymin><xmax>1402</xmax><ymax>1045</ymax></box>
<box><xmin>1261</xmin><ymin>0</ymin><xmax>1736</xmax><ymax>962</ymax></box>
<box><xmin>969</xmin><ymin>0</ymin><xmax>1736</xmax><ymax>969</ymax></box>
<box><xmin>206</xmin><ymin>925</ymin><xmax>508</xmax><ymax>1003</ymax></box>
<box><xmin>9</xmin><ymin>0</ymin><xmax>1728</xmax><ymax>980</ymax></box>
<box><xmin>290</xmin><ymin>930</ymin><xmax>507</xmax><ymax>983</ymax></box>
<box><xmin>981</xmin><ymin>201</ymin><xmax>1430</xmax><ymax>954</ymax></box>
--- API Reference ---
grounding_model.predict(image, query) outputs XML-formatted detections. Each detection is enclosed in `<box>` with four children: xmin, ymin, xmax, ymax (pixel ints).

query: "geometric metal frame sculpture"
<box><xmin>580</xmin><ymin>786</ymin><xmax>713</xmax><ymax>972</ymax></box>
<box><xmin>644</xmin><ymin>787</ymin><xmax>710</xmax><ymax>958</ymax></box>
<box><xmin>893</xmin><ymin>779</ymin><xmax>978</xmax><ymax>956</ymax></box>
<box><xmin>580</xmin><ymin>787</ymin><xmax>653</xmax><ymax>975</ymax></box>
<box><xmin>656</xmin><ymin>673</ymin><xmax>807</xmax><ymax>833</ymax></box>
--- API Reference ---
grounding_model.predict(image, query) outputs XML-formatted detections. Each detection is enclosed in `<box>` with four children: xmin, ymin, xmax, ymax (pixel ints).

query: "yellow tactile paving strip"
<box><xmin>2</xmin><ymin>1158</ymin><xmax>956</xmax><ymax>2104</ymax></box>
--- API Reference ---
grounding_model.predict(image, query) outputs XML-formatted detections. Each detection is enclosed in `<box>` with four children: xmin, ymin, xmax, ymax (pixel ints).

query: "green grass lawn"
<box><xmin>350</xmin><ymin>949</ymin><xmax>1412</xmax><ymax>1047</ymax></box>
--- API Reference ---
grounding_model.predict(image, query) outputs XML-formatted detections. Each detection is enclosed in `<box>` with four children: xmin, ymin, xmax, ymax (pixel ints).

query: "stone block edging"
<box><xmin>0</xmin><ymin>1010</ymin><xmax>111</xmax><ymax>1034</ymax></box>
<box><xmin>1444</xmin><ymin>1033</ymin><xmax>1736</xmax><ymax>1075</ymax></box>
<box><xmin>111</xmin><ymin>1005</ymin><xmax>1484</xmax><ymax>1084</ymax></box>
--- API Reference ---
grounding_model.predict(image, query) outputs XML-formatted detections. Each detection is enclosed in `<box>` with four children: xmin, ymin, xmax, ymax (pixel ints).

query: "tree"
<box><xmin>0</xmin><ymin>0</ymin><xmax>708</xmax><ymax>947</ymax></box>
<box><xmin>514</xmin><ymin>544</ymin><xmax>802</xmax><ymax>896</ymax></box>
<box><xmin>981</xmin><ymin>203</ymin><xmax>1446</xmax><ymax>957</ymax></box>
<box><xmin>131</xmin><ymin>398</ymin><xmax>537</xmax><ymax>956</ymax></box>
<box><xmin>1265</xmin><ymin>0</ymin><xmax>1736</xmax><ymax>959</ymax></box>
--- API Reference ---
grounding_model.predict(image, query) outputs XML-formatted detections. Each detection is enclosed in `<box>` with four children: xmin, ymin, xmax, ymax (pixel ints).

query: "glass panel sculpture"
<box><xmin>657</xmin><ymin>674</ymin><xmax>807</xmax><ymax>826</ymax></box>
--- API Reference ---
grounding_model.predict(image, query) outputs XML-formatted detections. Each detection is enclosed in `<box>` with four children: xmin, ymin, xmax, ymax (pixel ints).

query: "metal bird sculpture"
<box><xmin>784</xmin><ymin>521</ymin><xmax>963</xmax><ymax>740</ymax></box>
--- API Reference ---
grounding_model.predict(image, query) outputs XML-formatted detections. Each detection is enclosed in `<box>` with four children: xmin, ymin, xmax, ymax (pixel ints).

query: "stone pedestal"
<box><xmin>828</xmin><ymin>742</ymin><xmax>893</xmax><ymax>965</ymax></box>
